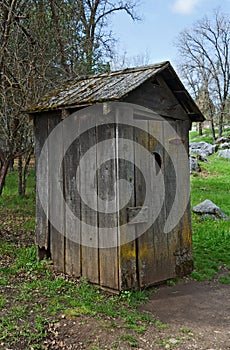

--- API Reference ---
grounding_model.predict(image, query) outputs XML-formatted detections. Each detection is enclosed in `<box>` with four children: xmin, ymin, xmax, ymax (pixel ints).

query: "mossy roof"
<box><xmin>27</xmin><ymin>61</ymin><xmax>204</xmax><ymax>122</ymax></box>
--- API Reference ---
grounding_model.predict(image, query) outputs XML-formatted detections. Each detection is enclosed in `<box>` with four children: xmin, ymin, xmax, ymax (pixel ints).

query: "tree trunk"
<box><xmin>9</xmin><ymin>159</ymin><xmax>14</xmax><ymax>172</ymax></box>
<box><xmin>17</xmin><ymin>150</ymin><xmax>32</xmax><ymax>196</ymax></box>
<box><xmin>22</xmin><ymin>151</ymin><xmax>32</xmax><ymax>196</ymax></box>
<box><xmin>218</xmin><ymin>113</ymin><xmax>223</xmax><ymax>138</ymax></box>
<box><xmin>198</xmin><ymin>122</ymin><xmax>203</xmax><ymax>135</ymax></box>
<box><xmin>210</xmin><ymin>117</ymin><xmax>216</xmax><ymax>142</ymax></box>
<box><xmin>0</xmin><ymin>159</ymin><xmax>10</xmax><ymax>195</ymax></box>
<box><xmin>18</xmin><ymin>155</ymin><xmax>23</xmax><ymax>196</ymax></box>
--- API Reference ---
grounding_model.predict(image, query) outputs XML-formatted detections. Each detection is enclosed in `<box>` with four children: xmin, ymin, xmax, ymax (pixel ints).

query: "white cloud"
<box><xmin>172</xmin><ymin>0</ymin><xmax>201</xmax><ymax>14</ymax></box>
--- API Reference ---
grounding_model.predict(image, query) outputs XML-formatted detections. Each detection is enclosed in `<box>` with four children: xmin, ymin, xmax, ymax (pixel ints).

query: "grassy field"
<box><xmin>189</xmin><ymin>129</ymin><xmax>230</xmax><ymax>282</ymax></box>
<box><xmin>0</xmin><ymin>129</ymin><xmax>229</xmax><ymax>348</ymax></box>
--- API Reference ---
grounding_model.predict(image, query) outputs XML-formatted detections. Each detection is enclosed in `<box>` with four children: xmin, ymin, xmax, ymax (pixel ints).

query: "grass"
<box><xmin>0</xmin><ymin>171</ymin><xmax>153</xmax><ymax>348</ymax></box>
<box><xmin>120</xmin><ymin>334</ymin><xmax>138</xmax><ymax>347</ymax></box>
<box><xmin>0</xmin><ymin>169</ymin><xmax>35</xmax><ymax>233</ymax></box>
<box><xmin>0</xmin><ymin>130</ymin><xmax>230</xmax><ymax>347</ymax></box>
<box><xmin>0</xmin><ymin>239</ymin><xmax>153</xmax><ymax>348</ymax></box>
<box><xmin>189</xmin><ymin>129</ymin><xmax>230</xmax><ymax>282</ymax></box>
<box><xmin>189</xmin><ymin>126</ymin><xmax>230</xmax><ymax>144</ymax></box>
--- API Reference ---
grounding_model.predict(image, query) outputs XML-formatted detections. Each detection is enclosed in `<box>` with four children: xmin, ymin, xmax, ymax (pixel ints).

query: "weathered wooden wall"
<box><xmin>34</xmin><ymin>76</ymin><xmax>193</xmax><ymax>291</ymax></box>
<box><xmin>34</xmin><ymin>110</ymin><xmax>192</xmax><ymax>292</ymax></box>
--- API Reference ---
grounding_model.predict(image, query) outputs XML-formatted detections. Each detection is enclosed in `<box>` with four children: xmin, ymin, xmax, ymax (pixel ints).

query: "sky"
<box><xmin>111</xmin><ymin>0</ymin><xmax>230</xmax><ymax>67</ymax></box>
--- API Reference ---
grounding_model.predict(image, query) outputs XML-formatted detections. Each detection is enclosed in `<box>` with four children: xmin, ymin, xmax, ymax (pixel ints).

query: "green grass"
<box><xmin>191</xmin><ymin>156</ymin><xmax>230</xmax><ymax>214</ymax></box>
<box><xmin>191</xmin><ymin>218</ymin><xmax>230</xmax><ymax>281</ymax></box>
<box><xmin>0</xmin><ymin>168</ymin><xmax>35</xmax><ymax>210</ymax></box>
<box><xmin>190</xmin><ymin>129</ymin><xmax>230</xmax><ymax>282</ymax></box>
<box><xmin>120</xmin><ymin>334</ymin><xmax>138</xmax><ymax>347</ymax></box>
<box><xmin>189</xmin><ymin>126</ymin><xmax>230</xmax><ymax>144</ymax></box>
<box><xmin>0</xmin><ymin>134</ymin><xmax>230</xmax><ymax>348</ymax></box>
<box><xmin>0</xmin><ymin>207</ymin><xmax>153</xmax><ymax>350</ymax></box>
<box><xmin>0</xmin><ymin>169</ymin><xmax>36</xmax><ymax>232</ymax></box>
<box><xmin>0</xmin><ymin>241</ymin><xmax>153</xmax><ymax>348</ymax></box>
<box><xmin>189</xmin><ymin>130</ymin><xmax>214</xmax><ymax>144</ymax></box>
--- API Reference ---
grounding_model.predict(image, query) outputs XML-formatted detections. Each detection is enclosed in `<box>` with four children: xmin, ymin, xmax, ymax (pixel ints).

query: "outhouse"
<box><xmin>29</xmin><ymin>61</ymin><xmax>204</xmax><ymax>292</ymax></box>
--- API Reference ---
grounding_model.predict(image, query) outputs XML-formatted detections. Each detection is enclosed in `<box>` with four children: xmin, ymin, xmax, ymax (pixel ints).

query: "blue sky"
<box><xmin>111</xmin><ymin>0</ymin><xmax>230</xmax><ymax>66</ymax></box>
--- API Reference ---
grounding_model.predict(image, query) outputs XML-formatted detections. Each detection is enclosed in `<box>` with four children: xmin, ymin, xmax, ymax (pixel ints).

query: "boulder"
<box><xmin>192</xmin><ymin>199</ymin><xmax>229</xmax><ymax>220</ymax></box>
<box><xmin>218</xmin><ymin>149</ymin><xmax>230</xmax><ymax>159</ymax></box>
<box><xmin>189</xmin><ymin>142</ymin><xmax>216</xmax><ymax>159</ymax></box>
<box><xmin>189</xmin><ymin>157</ymin><xmax>201</xmax><ymax>173</ymax></box>
<box><xmin>219</xmin><ymin>142</ymin><xmax>230</xmax><ymax>149</ymax></box>
<box><xmin>216</xmin><ymin>136</ymin><xmax>230</xmax><ymax>144</ymax></box>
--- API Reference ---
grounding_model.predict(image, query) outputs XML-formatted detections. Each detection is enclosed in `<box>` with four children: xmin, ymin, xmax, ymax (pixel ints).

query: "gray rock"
<box><xmin>216</xmin><ymin>136</ymin><xmax>230</xmax><ymax>144</ymax></box>
<box><xmin>218</xmin><ymin>149</ymin><xmax>230</xmax><ymax>159</ymax></box>
<box><xmin>189</xmin><ymin>157</ymin><xmax>201</xmax><ymax>173</ymax></box>
<box><xmin>197</xmin><ymin>153</ymin><xmax>208</xmax><ymax>162</ymax></box>
<box><xmin>192</xmin><ymin>199</ymin><xmax>228</xmax><ymax>220</ymax></box>
<box><xmin>189</xmin><ymin>142</ymin><xmax>216</xmax><ymax>158</ymax></box>
<box><xmin>219</xmin><ymin>142</ymin><xmax>230</xmax><ymax>149</ymax></box>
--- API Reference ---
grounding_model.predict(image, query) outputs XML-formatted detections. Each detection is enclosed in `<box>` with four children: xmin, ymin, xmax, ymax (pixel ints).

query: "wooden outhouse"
<box><xmin>29</xmin><ymin>62</ymin><xmax>204</xmax><ymax>292</ymax></box>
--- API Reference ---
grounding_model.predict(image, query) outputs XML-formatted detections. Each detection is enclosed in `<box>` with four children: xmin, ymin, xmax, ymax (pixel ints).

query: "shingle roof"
<box><xmin>27</xmin><ymin>61</ymin><xmax>204</xmax><ymax>121</ymax></box>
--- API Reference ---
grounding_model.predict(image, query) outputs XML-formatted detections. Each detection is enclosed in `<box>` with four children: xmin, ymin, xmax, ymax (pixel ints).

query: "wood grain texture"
<box><xmin>97</xmin><ymin>114</ymin><xmax>119</xmax><ymax>290</ymax></box>
<box><xmin>147</xmin><ymin>119</ymin><xmax>170</xmax><ymax>284</ymax></box>
<box><xmin>117</xmin><ymin>121</ymin><xmax>137</xmax><ymax>290</ymax></box>
<box><xmin>34</xmin><ymin>114</ymin><xmax>49</xmax><ymax>251</ymax></box>
<box><xmin>124</xmin><ymin>76</ymin><xmax>188</xmax><ymax>120</ymax></box>
<box><xmin>80</xmin><ymin>115</ymin><xmax>99</xmax><ymax>284</ymax></box>
<box><xmin>48</xmin><ymin>113</ymin><xmax>65</xmax><ymax>272</ymax></box>
<box><xmin>174</xmin><ymin>120</ymin><xmax>193</xmax><ymax>276</ymax></box>
<box><xmin>134</xmin><ymin>121</ymin><xmax>154</xmax><ymax>287</ymax></box>
<box><xmin>64</xmin><ymin>114</ymin><xmax>81</xmax><ymax>276</ymax></box>
<box><xmin>162</xmin><ymin>119</ymin><xmax>179</xmax><ymax>279</ymax></box>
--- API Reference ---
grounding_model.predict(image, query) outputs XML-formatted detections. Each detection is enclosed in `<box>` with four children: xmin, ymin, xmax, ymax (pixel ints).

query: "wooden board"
<box><xmin>163</xmin><ymin>119</ymin><xmax>183</xmax><ymax>278</ymax></box>
<box><xmin>63</xmin><ymin>114</ymin><xmax>81</xmax><ymax>276</ymax></box>
<box><xmin>148</xmin><ymin>119</ymin><xmax>170</xmax><ymax>283</ymax></box>
<box><xmin>97</xmin><ymin>115</ymin><xmax>119</xmax><ymax>290</ymax></box>
<box><xmin>124</xmin><ymin>76</ymin><xmax>188</xmax><ymax>120</ymax></box>
<box><xmin>174</xmin><ymin>120</ymin><xmax>193</xmax><ymax>276</ymax></box>
<box><xmin>34</xmin><ymin>113</ymin><xmax>49</xmax><ymax>254</ymax></box>
<box><xmin>127</xmin><ymin>206</ymin><xmax>148</xmax><ymax>224</ymax></box>
<box><xmin>117</xmin><ymin>121</ymin><xmax>137</xmax><ymax>290</ymax></box>
<box><xmin>80</xmin><ymin>115</ymin><xmax>99</xmax><ymax>284</ymax></box>
<box><xmin>48</xmin><ymin>113</ymin><xmax>65</xmax><ymax>272</ymax></box>
<box><xmin>134</xmin><ymin>121</ymin><xmax>155</xmax><ymax>287</ymax></box>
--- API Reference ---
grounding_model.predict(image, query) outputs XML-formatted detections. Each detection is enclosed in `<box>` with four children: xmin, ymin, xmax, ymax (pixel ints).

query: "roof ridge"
<box><xmin>74</xmin><ymin>61</ymin><xmax>170</xmax><ymax>82</ymax></box>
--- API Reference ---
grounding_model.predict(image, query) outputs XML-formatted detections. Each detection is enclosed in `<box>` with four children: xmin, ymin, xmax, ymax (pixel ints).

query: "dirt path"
<box><xmin>138</xmin><ymin>279</ymin><xmax>230</xmax><ymax>349</ymax></box>
<box><xmin>45</xmin><ymin>279</ymin><xmax>230</xmax><ymax>349</ymax></box>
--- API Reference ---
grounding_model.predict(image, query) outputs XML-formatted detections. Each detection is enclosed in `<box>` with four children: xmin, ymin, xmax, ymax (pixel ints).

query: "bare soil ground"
<box><xmin>44</xmin><ymin>279</ymin><xmax>230</xmax><ymax>350</ymax></box>
<box><xmin>139</xmin><ymin>279</ymin><xmax>230</xmax><ymax>349</ymax></box>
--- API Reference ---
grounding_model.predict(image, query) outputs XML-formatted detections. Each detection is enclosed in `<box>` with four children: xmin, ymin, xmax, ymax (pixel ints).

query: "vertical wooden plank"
<box><xmin>48</xmin><ymin>113</ymin><xmax>65</xmax><ymax>272</ymax></box>
<box><xmin>80</xmin><ymin>116</ymin><xmax>99</xmax><ymax>284</ymax></box>
<box><xmin>174</xmin><ymin>120</ymin><xmax>193</xmax><ymax>276</ymax></box>
<box><xmin>163</xmin><ymin>119</ymin><xmax>182</xmax><ymax>278</ymax></box>
<box><xmin>34</xmin><ymin>114</ymin><xmax>49</xmax><ymax>256</ymax></box>
<box><xmin>118</xmin><ymin>122</ymin><xmax>137</xmax><ymax>290</ymax></box>
<box><xmin>63</xmin><ymin>114</ymin><xmax>81</xmax><ymax>277</ymax></box>
<box><xmin>134</xmin><ymin>117</ymin><xmax>180</xmax><ymax>287</ymax></box>
<box><xmin>147</xmin><ymin>119</ymin><xmax>171</xmax><ymax>284</ymax></box>
<box><xmin>134</xmin><ymin>121</ymin><xmax>153</xmax><ymax>287</ymax></box>
<box><xmin>97</xmin><ymin>116</ymin><xmax>119</xmax><ymax>290</ymax></box>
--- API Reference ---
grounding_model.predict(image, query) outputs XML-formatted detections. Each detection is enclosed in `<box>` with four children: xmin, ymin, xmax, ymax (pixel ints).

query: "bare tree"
<box><xmin>0</xmin><ymin>0</ymin><xmax>141</xmax><ymax>195</ymax></box>
<box><xmin>0</xmin><ymin>0</ymin><xmax>55</xmax><ymax>195</ymax></box>
<box><xmin>175</xmin><ymin>9</ymin><xmax>230</xmax><ymax>138</ymax></box>
<box><xmin>111</xmin><ymin>48</ymin><xmax>150</xmax><ymax>70</ymax></box>
<box><xmin>178</xmin><ymin>62</ymin><xmax>216</xmax><ymax>140</ymax></box>
<box><xmin>47</xmin><ymin>0</ymin><xmax>140</xmax><ymax>75</ymax></box>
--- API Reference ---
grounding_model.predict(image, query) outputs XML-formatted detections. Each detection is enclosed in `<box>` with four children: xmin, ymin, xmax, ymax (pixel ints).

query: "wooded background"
<box><xmin>0</xmin><ymin>1</ymin><xmax>229</xmax><ymax>196</ymax></box>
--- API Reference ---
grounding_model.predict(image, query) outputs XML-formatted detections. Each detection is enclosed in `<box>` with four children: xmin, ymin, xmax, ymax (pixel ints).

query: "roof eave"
<box><xmin>161</xmin><ymin>64</ymin><xmax>205</xmax><ymax>122</ymax></box>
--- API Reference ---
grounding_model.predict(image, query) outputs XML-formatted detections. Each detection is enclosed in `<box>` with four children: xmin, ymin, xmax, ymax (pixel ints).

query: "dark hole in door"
<box><xmin>152</xmin><ymin>152</ymin><xmax>162</xmax><ymax>175</ymax></box>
